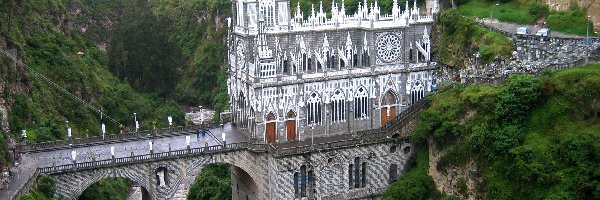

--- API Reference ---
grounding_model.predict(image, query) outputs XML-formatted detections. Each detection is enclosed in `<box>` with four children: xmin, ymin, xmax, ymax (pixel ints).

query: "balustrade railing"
<box><xmin>25</xmin><ymin>123</ymin><xmax>220</xmax><ymax>151</ymax></box>
<box><xmin>37</xmin><ymin>141</ymin><xmax>249</xmax><ymax>174</ymax></box>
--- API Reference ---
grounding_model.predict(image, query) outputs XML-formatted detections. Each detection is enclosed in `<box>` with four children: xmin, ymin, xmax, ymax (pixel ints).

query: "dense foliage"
<box><xmin>78</xmin><ymin>178</ymin><xmax>131</xmax><ymax>200</ymax></box>
<box><xmin>0</xmin><ymin>0</ymin><xmax>186</xmax><ymax>143</ymax></box>
<box><xmin>383</xmin><ymin>149</ymin><xmax>445</xmax><ymax>200</ymax></box>
<box><xmin>411</xmin><ymin>64</ymin><xmax>600</xmax><ymax>199</ymax></box>
<box><xmin>187</xmin><ymin>163</ymin><xmax>232</xmax><ymax>200</ymax></box>
<box><xmin>434</xmin><ymin>9</ymin><xmax>512</xmax><ymax>68</ymax></box>
<box><xmin>18</xmin><ymin>174</ymin><xmax>55</xmax><ymax>200</ymax></box>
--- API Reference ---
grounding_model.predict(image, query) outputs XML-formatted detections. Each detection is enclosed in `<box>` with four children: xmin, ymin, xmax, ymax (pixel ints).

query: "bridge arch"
<box><xmin>53</xmin><ymin>167</ymin><xmax>154</xmax><ymax>200</ymax></box>
<box><xmin>184</xmin><ymin>155</ymin><xmax>263</xmax><ymax>200</ymax></box>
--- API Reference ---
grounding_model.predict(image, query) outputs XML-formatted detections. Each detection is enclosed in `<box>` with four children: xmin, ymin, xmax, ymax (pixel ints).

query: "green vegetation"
<box><xmin>411</xmin><ymin>64</ymin><xmax>600</xmax><ymax>199</ymax></box>
<box><xmin>79</xmin><ymin>178</ymin><xmax>131</xmax><ymax>200</ymax></box>
<box><xmin>18</xmin><ymin>174</ymin><xmax>55</xmax><ymax>200</ymax></box>
<box><xmin>546</xmin><ymin>5</ymin><xmax>594</xmax><ymax>36</ymax></box>
<box><xmin>456</xmin><ymin>0</ymin><xmax>543</xmax><ymax>24</ymax></box>
<box><xmin>456</xmin><ymin>0</ymin><xmax>595</xmax><ymax>36</ymax></box>
<box><xmin>383</xmin><ymin>149</ymin><xmax>443</xmax><ymax>200</ymax></box>
<box><xmin>0</xmin><ymin>0</ymin><xmax>186</xmax><ymax>143</ymax></box>
<box><xmin>187</xmin><ymin>163</ymin><xmax>232</xmax><ymax>200</ymax></box>
<box><xmin>434</xmin><ymin>9</ymin><xmax>512</xmax><ymax>68</ymax></box>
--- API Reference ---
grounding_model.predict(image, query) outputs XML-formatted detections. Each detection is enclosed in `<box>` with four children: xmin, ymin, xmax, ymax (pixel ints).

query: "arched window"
<box><xmin>308</xmin><ymin>57</ymin><xmax>312</xmax><ymax>71</ymax></box>
<box><xmin>300</xmin><ymin>165</ymin><xmax>307</xmax><ymax>197</ymax></box>
<box><xmin>411</xmin><ymin>80</ymin><xmax>425</xmax><ymax>104</ymax></box>
<box><xmin>348</xmin><ymin>164</ymin><xmax>353</xmax><ymax>189</ymax></box>
<box><xmin>293</xmin><ymin>172</ymin><xmax>299</xmax><ymax>198</ymax></box>
<box><xmin>361</xmin><ymin>162</ymin><xmax>367</xmax><ymax>187</ymax></box>
<box><xmin>302</xmin><ymin>53</ymin><xmax>307</xmax><ymax>71</ymax></box>
<box><xmin>362</xmin><ymin>51</ymin><xmax>369</xmax><ymax>66</ymax></box>
<box><xmin>249</xmin><ymin>107</ymin><xmax>256</xmax><ymax>138</ymax></box>
<box><xmin>283</xmin><ymin>59</ymin><xmax>289</xmax><ymax>74</ymax></box>
<box><xmin>307</xmin><ymin>92</ymin><xmax>322</xmax><ymax>125</ymax></box>
<box><xmin>389</xmin><ymin>164</ymin><xmax>398</xmax><ymax>183</ymax></box>
<box><xmin>326</xmin><ymin>51</ymin><xmax>331</xmax><ymax>69</ymax></box>
<box><xmin>409</xmin><ymin>48</ymin><xmax>414</xmax><ymax>62</ymax></box>
<box><xmin>354</xmin><ymin>87</ymin><xmax>369</xmax><ymax>119</ymax></box>
<box><xmin>331</xmin><ymin>55</ymin><xmax>336</xmax><ymax>69</ymax></box>
<box><xmin>353</xmin><ymin>53</ymin><xmax>358</xmax><ymax>67</ymax></box>
<box><xmin>354</xmin><ymin>157</ymin><xmax>360</xmax><ymax>188</ymax></box>
<box><xmin>331</xmin><ymin>90</ymin><xmax>346</xmax><ymax>123</ymax></box>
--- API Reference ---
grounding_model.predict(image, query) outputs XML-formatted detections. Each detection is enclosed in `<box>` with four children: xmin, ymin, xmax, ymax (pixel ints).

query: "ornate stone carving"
<box><xmin>377</xmin><ymin>33</ymin><xmax>402</xmax><ymax>63</ymax></box>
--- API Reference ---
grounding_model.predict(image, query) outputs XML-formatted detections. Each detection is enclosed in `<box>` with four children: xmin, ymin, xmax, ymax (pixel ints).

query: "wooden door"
<box><xmin>286</xmin><ymin>120</ymin><xmax>296</xmax><ymax>141</ymax></box>
<box><xmin>266</xmin><ymin>122</ymin><xmax>276</xmax><ymax>143</ymax></box>
<box><xmin>381</xmin><ymin>107</ymin><xmax>388</xmax><ymax>125</ymax></box>
<box><xmin>389</xmin><ymin>106</ymin><xmax>396</xmax><ymax>122</ymax></box>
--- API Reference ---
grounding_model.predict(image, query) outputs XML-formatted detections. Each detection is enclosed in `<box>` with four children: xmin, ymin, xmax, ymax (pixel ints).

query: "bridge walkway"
<box><xmin>0</xmin><ymin>123</ymin><xmax>247</xmax><ymax>200</ymax></box>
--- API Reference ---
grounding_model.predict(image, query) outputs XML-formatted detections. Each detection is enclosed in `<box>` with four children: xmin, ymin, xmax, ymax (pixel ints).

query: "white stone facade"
<box><xmin>227</xmin><ymin>0</ymin><xmax>438</xmax><ymax>143</ymax></box>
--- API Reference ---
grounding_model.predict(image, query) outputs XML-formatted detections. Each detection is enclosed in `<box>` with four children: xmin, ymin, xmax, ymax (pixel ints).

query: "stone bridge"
<box><xmin>13</xmin><ymin>100</ymin><xmax>428</xmax><ymax>200</ymax></box>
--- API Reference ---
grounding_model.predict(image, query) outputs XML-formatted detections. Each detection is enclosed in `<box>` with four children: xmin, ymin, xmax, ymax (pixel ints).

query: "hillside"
<box><xmin>385</xmin><ymin>64</ymin><xmax>600</xmax><ymax>199</ymax></box>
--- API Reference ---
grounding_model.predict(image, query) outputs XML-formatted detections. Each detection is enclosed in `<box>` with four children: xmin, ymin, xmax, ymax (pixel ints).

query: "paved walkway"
<box><xmin>0</xmin><ymin>123</ymin><xmax>248</xmax><ymax>200</ymax></box>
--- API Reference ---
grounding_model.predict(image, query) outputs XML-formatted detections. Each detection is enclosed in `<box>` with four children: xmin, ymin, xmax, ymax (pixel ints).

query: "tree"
<box><xmin>37</xmin><ymin>174</ymin><xmax>55</xmax><ymax>198</ymax></box>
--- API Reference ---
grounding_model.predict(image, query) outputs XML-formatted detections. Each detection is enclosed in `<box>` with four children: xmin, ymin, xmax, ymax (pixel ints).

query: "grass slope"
<box><xmin>456</xmin><ymin>0</ymin><xmax>594</xmax><ymax>36</ymax></box>
<box><xmin>410</xmin><ymin>64</ymin><xmax>600</xmax><ymax>199</ymax></box>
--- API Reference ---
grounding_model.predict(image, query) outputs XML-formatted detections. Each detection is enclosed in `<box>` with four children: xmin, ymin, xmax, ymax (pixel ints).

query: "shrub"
<box><xmin>37</xmin><ymin>174</ymin><xmax>55</xmax><ymax>198</ymax></box>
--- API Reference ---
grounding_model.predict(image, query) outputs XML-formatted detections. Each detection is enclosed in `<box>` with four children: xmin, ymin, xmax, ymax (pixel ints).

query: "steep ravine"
<box><xmin>428</xmin><ymin>137</ymin><xmax>481</xmax><ymax>200</ymax></box>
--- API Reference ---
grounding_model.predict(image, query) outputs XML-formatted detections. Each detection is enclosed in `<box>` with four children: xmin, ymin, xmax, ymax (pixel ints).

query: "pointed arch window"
<box><xmin>354</xmin><ymin>157</ymin><xmax>360</xmax><ymax>188</ymax></box>
<box><xmin>354</xmin><ymin>87</ymin><xmax>369</xmax><ymax>119</ymax></box>
<box><xmin>410</xmin><ymin>80</ymin><xmax>425</xmax><ymax>104</ymax></box>
<box><xmin>307</xmin><ymin>92</ymin><xmax>322</xmax><ymax>125</ymax></box>
<box><xmin>362</xmin><ymin>50</ymin><xmax>369</xmax><ymax>66</ymax></box>
<box><xmin>331</xmin><ymin>90</ymin><xmax>346</xmax><ymax>123</ymax></box>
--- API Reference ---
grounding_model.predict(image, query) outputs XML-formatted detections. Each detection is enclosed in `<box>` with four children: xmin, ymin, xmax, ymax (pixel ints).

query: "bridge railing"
<box><xmin>37</xmin><ymin>141</ymin><xmax>249</xmax><ymax>174</ymax></box>
<box><xmin>25</xmin><ymin>123</ymin><xmax>220</xmax><ymax>151</ymax></box>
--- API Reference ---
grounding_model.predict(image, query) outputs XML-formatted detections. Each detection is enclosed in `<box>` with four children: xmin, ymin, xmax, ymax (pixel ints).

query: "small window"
<box><xmin>390</xmin><ymin>145</ymin><xmax>397</xmax><ymax>153</ymax></box>
<box><xmin>403</xmin><ymin>146</ymin><xmax>411</xmax><ymax>154</ymax></box>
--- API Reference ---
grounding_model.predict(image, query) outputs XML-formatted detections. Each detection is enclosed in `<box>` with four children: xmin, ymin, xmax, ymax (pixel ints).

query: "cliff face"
<box><xmin>544</xmin><ymin>0</ymin><xmax>600</xmax><ymax>32</ymax></box>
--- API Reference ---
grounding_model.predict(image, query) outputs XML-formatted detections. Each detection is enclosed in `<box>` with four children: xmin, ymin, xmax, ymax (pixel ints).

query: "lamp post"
<box><xmin>199</xmin><ymin>106</ymin><xmax>204</xmax><ymax>125</ymax></box>
<box><xmin>100</xmin><ymin>109</ymin><xmax>105</xmax><ymax>140</ymax></box>
<box><xmin>167</xmin><ymin>116</ymin><xmax>173</xmax><ymax>128</ymax></box>
<box><xmin>21</xmin><ymin>130</ymin><xmax>26</xmax><ymax>142</ymax></box>
<box><xmin>491</xmin><ymin>3</ymin><xmax>499</xmax><ymax>22</ymax></box>
<box><xmin>133</xmin><ymin>112</ymin><xmax>138</xmax><ymax>132</ymax></box>
<box><xmin>66</xmin><ymin>120</ymin><xmax>72</xmax><ymax>145</ymax></box>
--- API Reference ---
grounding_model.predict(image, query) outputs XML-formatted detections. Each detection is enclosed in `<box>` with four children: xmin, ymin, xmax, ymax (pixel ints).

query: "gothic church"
<box><xmin>227</xmin><ymin>0</ymin><xmax>438</xmax><ymax>143</ymax></box>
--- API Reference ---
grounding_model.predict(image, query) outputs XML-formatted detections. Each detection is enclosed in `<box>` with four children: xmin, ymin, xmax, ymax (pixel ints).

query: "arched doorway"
<box><xmin>381</xmin><ymin>90</ymin><xmax>398</xmax><ymax>125</ymax></box>
<box><xmin>265</xmin><ymin>113</ymin><xmax>276</xmax><ymax>143</ymax></box>
<box><xmin>286</xmin><ymin>110</ymin><xmax>297</xmax><ymax>141</ymax></box>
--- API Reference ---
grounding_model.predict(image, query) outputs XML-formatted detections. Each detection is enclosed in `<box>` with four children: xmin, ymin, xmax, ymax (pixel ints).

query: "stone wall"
<box><xmin>442</xmin><ymin>27</ymin><xmax>600</xmax><ymax>84</ymax></box>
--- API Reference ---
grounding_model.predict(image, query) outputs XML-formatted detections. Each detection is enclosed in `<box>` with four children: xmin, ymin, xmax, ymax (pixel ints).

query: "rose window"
<box><xmin>377</xmin><ymin>34</ymin><xmax>402</xmax><ymax>63</ymax></box>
